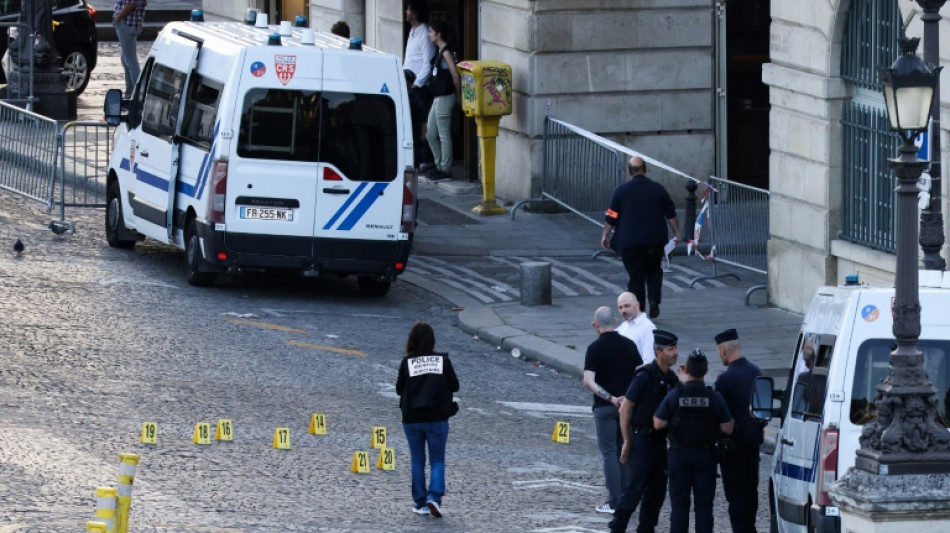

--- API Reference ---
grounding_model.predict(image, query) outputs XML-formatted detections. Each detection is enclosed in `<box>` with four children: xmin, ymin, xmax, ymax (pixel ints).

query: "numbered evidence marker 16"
<box><xmin>193</xmin><ymin>422</ymin><xmax>211</xmax><ymax>445</ymax></box>
<box><xmin>371</xmin><ymin>426</ymin><xmax>387</xmax><ymax>449</ymax></box>
<box><xmin>351</xmin><ymin>451</ymin><xmax>370</xmax><ymax>473</ymax></box>
<box><xmin>216</xmin><ymin>419</ymin><xmax>233</xmax><ymax>441</ymax></box>
<box><xmin>552</xmin><ymin>421</ymin><xmax>570</xmax><ymax>444</ymax></box>
<box><xmin>377</xmin><ymin>447</ymin><xmax>396</xmax><ymax>471</ymax></box>
<box><xmin>140</xmin><ymin>422</ymin><xmax>158</xmax><ymax>444</ymax></box>
<box><xmin>273</xmin><ymin>427</ymin><xmax>291</xmax><ymax>449</ymax></box>
<box><xmin>309</xmin><ymin>413</ymin><xmax>327</xmax><ymax>435</ymax></box>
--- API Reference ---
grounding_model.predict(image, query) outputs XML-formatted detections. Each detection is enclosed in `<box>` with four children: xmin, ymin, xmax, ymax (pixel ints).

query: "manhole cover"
<box><xmin>416</xmin><ymin>198</ymin><xmax>479</xmax><ymax>226</ymax></box>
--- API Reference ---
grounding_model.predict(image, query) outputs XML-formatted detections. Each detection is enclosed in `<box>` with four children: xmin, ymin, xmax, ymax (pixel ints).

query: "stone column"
<box><xmin>829</xmin><ymin>470</ymin><xmax>950</xmax><ymax>533</ymax></box>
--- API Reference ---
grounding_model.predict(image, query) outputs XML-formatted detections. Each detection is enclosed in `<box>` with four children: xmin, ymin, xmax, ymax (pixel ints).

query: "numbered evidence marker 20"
<box><xmin>193</xmin><ymin>422</ymin><xmax>211</xmax><ymax>445</ymax></box>
<box><xmin>552</xmin><ymin>421</ymin><xmax>570</xmax><ymax>444</ymax></box>
<box><xmin>273</xmin><ymin>428</ymin><xmax>291</xmax><ymax>449</ymax></box>
<box><xmin>216</xmin><ymin>419</ymin><xmax>233</xmax><ymax>441</ymax></box>
<box><xmin>351</xmin><ymin>451</ymin><xmax>370</xmax><ymax>473</ymax></box>
<box><xmin>140</xmin><ymin>422</ymin><xmax>158</xmax><ymax>444</ymax></box>
<box><xmin>371</xmin><ymin>426</ymin><xmax>387</xmax><ymax>449</ymax></box>
<box><xmin>377</xmin><ymin>447</ymin><xmax>396</xmax><ymax>471</ymax></box>
<box><xmin>309</xmin><ymin>413</ymin><xmax>327</xmax><ymax>435</ymax></box>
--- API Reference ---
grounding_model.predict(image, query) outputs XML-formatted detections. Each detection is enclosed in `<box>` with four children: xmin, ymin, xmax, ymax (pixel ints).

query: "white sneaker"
<box><xmin>595</xmin><ymin>503</ymin><xmax>615</xmax><ymax>514</ymax></box>
<box><xmin>427</xmin><ymin>500</ymin><xmax>443</xmax><ymax>518</ymax></box>
<box><xmin>412</xmin><ymin>505</ymin><xmax>429</xmax><ymax>515</ymax></box>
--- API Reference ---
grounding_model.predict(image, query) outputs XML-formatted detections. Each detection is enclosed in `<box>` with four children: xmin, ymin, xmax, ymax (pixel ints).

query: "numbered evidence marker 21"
<box><xmin>377</xmin><ymin>447</ymin><xmax>396</xmax><ymax>471</ymax></box>
<box><xmin>309</xmin><ymin>413</ymin><xmax>327</xmax><ymax>435</ymax></box>
<box><xmin>351</xmin><ymin>451</ymin><xmax>370</xmax><ymax>473</ymax></box>
<box><xmin>140</xmin><ymin>422</ymin><xmax>158</xmax><ymax>444</ymax></box>
<box><xmin>371</xmin><ymin>426</ymin><xmax>387</xmax><ymax>449</ymax></box>
<box><xmin>273</xmin><ymin>427</ymin><xmax>291</xmax><ymax>449</ymax></box>
<box><xmin>193</xmin><ymin>422</ymin><xmax>211</xmax><ymax>445</ymax></box>
<box><xmin>552</xmin><ymin>421</ymin><xmax>570</xmax><ymax>444</ymax></box>
<box><xmin>216</xmin><ymin>419</ymin><xmax>233</xmax><ymax>441</ymax></box>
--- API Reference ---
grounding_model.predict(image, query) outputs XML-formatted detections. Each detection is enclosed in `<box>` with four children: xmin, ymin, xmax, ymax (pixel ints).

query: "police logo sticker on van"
<box><xmin>862</xmin><ymin>304</ymin><xmax>880</xmax><ymax>322</ymax></box>
<box><xmin>274</xmin><ymin>55</ymin><xmax>297</xmax><ymax>86</ymax></box>
<box><xmin>250</xmin><ymin>61</ymin><xmax>266</xmax><ymax>77</ymax></box>
<box><xmin>380</xmin><ymin>83</ymin><xmax>389</xmax><ymax>93</ymax></box>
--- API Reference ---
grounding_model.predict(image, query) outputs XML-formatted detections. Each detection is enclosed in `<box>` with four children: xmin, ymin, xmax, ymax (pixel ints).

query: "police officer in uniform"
<box><xmin>610</xmin><ymin>329</ymin><xmax>681</xmax><ymax>533</ymax></box>
<box><xmin>714</xmin><ymin>328</ymin><xmax>764</xmax><ymax>533</ymax></box>
<box><xmin>654</xmin><ymin>349</ymin><xmax>734</xmax><ymax>533</ymax></box>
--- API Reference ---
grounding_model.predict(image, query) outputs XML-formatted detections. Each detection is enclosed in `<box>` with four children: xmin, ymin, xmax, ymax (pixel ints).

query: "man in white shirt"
<box><xmin>616</xmin><ymin>291</ymin><xmax>656</xmax><ymax>364</ymax></box>
<box><xmin>403</xmin><ymin>0</ymin><xmax>436</xmax><ymax>171</ymax></box>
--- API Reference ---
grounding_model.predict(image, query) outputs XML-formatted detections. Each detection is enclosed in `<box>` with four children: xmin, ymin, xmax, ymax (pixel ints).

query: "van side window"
<box><xmin>319</xmin><ymin>92</ymin><xmax>397</xmax><ymax>182</ymax></box>
<box><xmin>180</xmin><ymin>76</ymin><xmax>222</xmax><ymax>151</ymax></box>
<box><xmin>142</xmin><ymin>64</ymin><xmax>188</xmax><ymax>141</ymax></box>
<box><xmin>238</xmin><ymin>88</ymin><xmax>320</xmax><ymax>161</ymax></box>
<box><xmin>129</xmin><ymin>58</ymin><xmax>155</xmax><ymax>129</ymax></box>
<box><xmin>851</xmin><ymin>339</ymin><xmax>950</xmax><ymax>427</ymax></box>
<box><xmin>791</xmin><ymin>334</ymin><xmax>832</xmax><ymax>419</ymax></box>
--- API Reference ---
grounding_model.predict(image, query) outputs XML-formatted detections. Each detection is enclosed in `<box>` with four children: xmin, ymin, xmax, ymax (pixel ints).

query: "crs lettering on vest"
<box><xmin>408</xmin><ymin>356</ymin><xmax>444</xmax><ymax>377</ymax></box>
<box><xmin>678</xmin><ymin>396</ymin><xmax>711</xmax><ymax>407</ymax></box>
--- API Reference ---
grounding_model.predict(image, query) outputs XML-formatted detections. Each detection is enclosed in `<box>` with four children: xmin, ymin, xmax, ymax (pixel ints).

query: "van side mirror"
<box><xmin>751</xmin><ymin>376</ymin><xmax>780</xmax><ymax>421</ymax></box>
<box><xmin>104</xmin><ymin>89</ymin><xmax>128</xmax><ymax>126</ymax></box>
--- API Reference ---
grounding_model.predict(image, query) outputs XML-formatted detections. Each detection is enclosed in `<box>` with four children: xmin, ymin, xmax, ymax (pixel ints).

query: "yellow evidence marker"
<box><xmin>193</xmin><ymin>422</ymin><xmax>211</xmax><ymax>445</ymax></box>
<box><xmin>140</xmin><ymin>422</ymin><xmax>158</xmax><ymax>444</ymax></box>
<box><xmin>377</xmin><ymin>447</ymin><xmax>396</xmax><ymax>471</ymax></box>
<box><xmin>216</xmin><ymin>419</ymin><xmax>233</xmax><ymax>441</ymax></box>
<box><xmin>351</xmin><ymin>451</ymin><xmax>370</xmax><ymax>473</ymax></box>
<box><xmin>371</xmin><ymin>426</ymin><xmax>387</xmax><ymax>449</ymax></box>
<box><xmin>552</xmin><ymin>421</ymin><xmax>570</xmax><ymax>444</ymax></box>
<box><xmin>309</xmin><ymin>413</ymin><xmax>327</xmax><ymax>435</ymax></box>
<box><xmin>273</xmin><ymin>427</ymin><xmax>291</xmax><ymax>449</ymax></box>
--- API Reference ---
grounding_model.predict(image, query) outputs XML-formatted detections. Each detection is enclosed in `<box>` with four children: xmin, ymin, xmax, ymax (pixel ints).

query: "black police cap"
<box><xmin>653</xmin><ymin>329</ymin><xmax>678</xmax><ymax>347</ymax></box>
<box><xmin>714</xmin><ymin>328</ymin><xmax>739</xmax><ymax>344</ymax></box>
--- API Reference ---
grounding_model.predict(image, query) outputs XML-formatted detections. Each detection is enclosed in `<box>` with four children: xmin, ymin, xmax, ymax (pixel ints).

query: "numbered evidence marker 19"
<box><xmin>193</xmin><ymin>422</ymin><xmax>211</xmax><ymax>445</ymax></box>
<box><xmin>351</xmin><ymin>451</ymin><xmax>370</xmax><ymax>473</ymax></box>
<box><xmin>376</xmin><ymin>447</ymin><xmax>396</xmax><ymax>470</ymax></box>
<box><xmin>216</xmin><ymin>419</ymin><xmax>233</xmax><ymax>441</ymax></box>
<box><xmin>309</xmin><ymin>413</ymin><xmax>327</xmax><ymax>435</ymax></box>
<box><xmin>140</xmin><ymin>422</ymin><xmax>158</xmax><ymax>444</ymax></box>
<box><xmin>371</xmin><ymin>426</ymin><xmax>387</xmax><ymax>449</ymax></box>
<box><xmin>552</xmin><ymin>421</ymin><xmax>570</xmax><ymax>444</ymax></box>
<box><xmin>273</xmin><ymin>427</ymin><xmax>291</xmax><ymax>449</ymax></box>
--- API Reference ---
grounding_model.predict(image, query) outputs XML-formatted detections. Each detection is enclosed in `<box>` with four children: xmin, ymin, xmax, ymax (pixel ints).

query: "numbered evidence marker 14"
<box><xmin>351</xmin><ymin>451</ymin><xmax>370</xmax><ymax>473</ymax></box>
<box><xmin>552</xmin><ymin>421</ymin><xmax>570</xmax><ymax>444</ymax></box>
<box><xmin>140</xmin><ymin>422</ymin><xmax>158</xmax><ymax>444</ymax></box>
<box><xmin>273</xmin><ymin>427</ymin><xmax>291</xmax><ymax>449</ymax></box>
<box><xmin>371</xmin><ymin>426</ymin><xmax>387</xmax><ymax>449</ymax></box>
<box><xmin>377</xmin><ymin>447</ymin><xmax>396</xmax><ymax>471</ymax></box>
<box><xmin>193</xmin><ymin>422</ymin><xmax>211</xmax><ymax>445</ymax></box>
<box><xmin>309</xmin><ymin>413</ymin><xmax>326</xmax><ymax>435</ymax></box>
<box><xmin>216</xmin><ymin>419</ymin><xmax>233</xmax><ymax>441</ymax></box>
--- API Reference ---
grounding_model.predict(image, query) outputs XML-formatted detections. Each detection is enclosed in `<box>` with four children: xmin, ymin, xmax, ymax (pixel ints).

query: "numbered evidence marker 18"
<box><xmin>140</xmin><ymin>422</ymin><xmax>158</xmax><ymax>444</ymax></box>
<box><xmin>193</xmin><ymin>422</ymin><xmax>211</xmax><ymax>445</ymax></box>
<box><xmin>371</xmin><ymin>426</ymin><xmax>387</xmax><ymax>449</ymax></box>
<box><xmin>273</xmin><ymin>427</ymin><xmax>291</xmax><ymax>449</ymax></box>
<box><xmin>377</xmin><ymin>447</ymin><xmax>396</xmax><ymax>471</ymax></box>
<box><xmin>309</xmin><ymin>413</ymin><xmax>326</xmax><ymax>435</ymax></box>
<box><xmin>552</xmin><ymin>421</ymin><xmax>570</xmax><ymax>444</ymax></box>
<box><xmin>351</xmin><ymin>451</ymin><xmax>370</xmax><ymax>473</ymax></box>
<box><xmin>216</xmin><ymin>419</ymin><xmax>233</xmax><ymax>441</ymax></box>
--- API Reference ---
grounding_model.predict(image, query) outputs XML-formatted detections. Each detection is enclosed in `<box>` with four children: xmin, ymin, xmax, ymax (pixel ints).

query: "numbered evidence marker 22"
<box><xmin>193</xmin><ymin>422</ymin><xmax>211</xmax><ymax>445</ymax></box>
<box><xmin>273</xmin><ymin>427</ymin><xmax>291</xmax><ymax>449</ymax></box>
<box><xmin>377</xmin><ymin>447</ymin><xmax>396</xmax><ymax>471</ymax></box>
<box><xmin>351</xmin><ymin>451</ymin><xmax>370</xmax><ymax>473</ymax></box>
<box><xmin>371</xmin><ymin>426</ymin><xmax>387</xmax><ymax>449</ymax></box>
<box><xmin>140</xmin><ymin>422</ymin><xmax>158</xmax><ymax>444</ymax></box>
<box><xmin>216</xmin><ymin>419</ymin><xmax>233</xmax><ymax>441</ymax></box>
<box><xmin>309</xmin><ymin>413</ymin><xmax>326</xmax><ymax>435</ymax></box>
<box><xmin>552</xmin><ymin>421</ymin><xmax>570</xmax><ymax>444</ymax></box>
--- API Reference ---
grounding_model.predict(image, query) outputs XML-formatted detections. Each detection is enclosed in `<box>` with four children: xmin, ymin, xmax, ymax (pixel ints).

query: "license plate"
<box><xmin>239</xmin><ymin>207</ymin><xmax>294</xmax><ymax>221</ymax></box>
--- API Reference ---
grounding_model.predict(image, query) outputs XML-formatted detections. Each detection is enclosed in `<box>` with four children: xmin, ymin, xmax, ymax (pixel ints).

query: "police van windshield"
<box><xmin>850</xmin><ymin>338</ymin><xmax>950</xmax><ymax>427</ymax></box>
<box><xmin>237</xmin><ymin>88</ymin><xmax>397</xmax><ymax>182</ymax></box>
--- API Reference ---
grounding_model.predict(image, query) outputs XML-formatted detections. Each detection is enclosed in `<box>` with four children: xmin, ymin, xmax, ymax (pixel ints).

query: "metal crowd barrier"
<box><xmin>50</xmin><ymin>121</ymin><xmax>115</xmax><ymax>234</ymax></box>
<box><xmin>1</xmin><ymin>22</ymin><xmax>35</xmax><ymax>108</ymax></box>
<box><xmin>0</xmin><ymin>100</ymin><xmax>58</xmax><ymax>205</ymax></box>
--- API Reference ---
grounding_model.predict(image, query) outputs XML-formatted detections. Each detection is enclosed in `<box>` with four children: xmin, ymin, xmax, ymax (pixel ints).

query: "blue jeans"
<box><xmin>593</xmin><ymin>404</ymin><xmax>631</xmax><ymax>507</ymax></box>
<box><xmin>403</xmin><ymin>420</ymin><xmax>449</xmax><ymax>507</ymax></box>
<box><xmin>115</xmin><ymin>21</ymin><xmax>141</xmax><ymax>97</ymax></box>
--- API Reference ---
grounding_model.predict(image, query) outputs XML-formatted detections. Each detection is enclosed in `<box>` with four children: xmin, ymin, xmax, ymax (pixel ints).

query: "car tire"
<box><xmin>105</xmin><ymin>181</ymin><xmax>136</xmax><ymax>249</ymax></box>
<box><xmin>61</xmin><ymin>48</ymin><xmax>91</xmax><ymax>94</ymax></box>
<box><xmin>358</xmin><ymin>276</ymin><xmax>391</xmax><ymax>297</ymax></box>
<box><xmin>185</xmin><ymin>221</ymin><xmax>217</xmax><ymax>287</ymax></box>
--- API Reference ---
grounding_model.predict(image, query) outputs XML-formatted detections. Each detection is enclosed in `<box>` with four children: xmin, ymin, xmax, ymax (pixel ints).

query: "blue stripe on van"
<box><xmin>323</xmin><ymin>182</ymin><xmax>367</xmax><ymax>230</ymax></box>
<box><xmin>778</xmin><ymin>461</ymin><xmax>815</xmax><ymax>482</ymax></box>
<box><xmin>338</xmin><ymin>183</ymin><xmax>388</xmax><ymax>231</ymax></box>
<box><xmin>194</xmin><ymin>122</ymin><xmax>220</xmax><ymax>200</ymax></box>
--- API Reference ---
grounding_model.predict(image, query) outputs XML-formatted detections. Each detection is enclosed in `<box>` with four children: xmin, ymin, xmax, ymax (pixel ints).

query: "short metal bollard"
<box><xmin>520</xmin><ymin>261</ymin><xmax>552</xmax><ymax>306</ymax></box>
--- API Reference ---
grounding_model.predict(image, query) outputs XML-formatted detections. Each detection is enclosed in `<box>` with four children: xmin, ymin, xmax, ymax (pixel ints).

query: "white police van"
<box><xmin>753</xmin><ymin>275</ymin><xmax>950</xmax><ymax>532</ymax></box>
<box><xmin>103</xmin><ymin>20</ymin><xmax>417</xmax><ymax>296</ymax></box>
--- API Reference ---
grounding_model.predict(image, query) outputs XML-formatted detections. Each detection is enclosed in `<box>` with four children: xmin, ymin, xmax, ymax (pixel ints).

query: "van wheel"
<box><xmin>105</xmin><ymin>181</ymin><xmax>136</xmax><ymax>249</ymax></box>
<box><xmin>185</xmin><ymin>223</ymin><xmax>217</xmax><ymax>287</ymax></box>
<box><xmin>358</xmin><ymin>276</ymin><xmax>391</xmax><ymax>297</ymax></box>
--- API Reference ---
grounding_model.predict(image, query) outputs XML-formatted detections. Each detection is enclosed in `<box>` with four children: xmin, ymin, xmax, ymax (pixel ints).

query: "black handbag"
<box><xmin>427</xmin><ymin>47</ymin><xmax>455</xmax><ymax>97</ymax></box>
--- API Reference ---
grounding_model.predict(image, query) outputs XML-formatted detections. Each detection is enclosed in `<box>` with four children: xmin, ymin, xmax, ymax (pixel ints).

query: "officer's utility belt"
<box><xmin>671</xmin><ymin>442</ymin><xmax>714</xmax><ymax>450</ymax></box>
<box><xmin>630</xmin><ymin>426</ymin><xmax>655</xmax><ymax>435</ymax></box>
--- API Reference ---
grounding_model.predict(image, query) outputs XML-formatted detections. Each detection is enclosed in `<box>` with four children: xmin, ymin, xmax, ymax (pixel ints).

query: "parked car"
<box><xmin>0</xmin><ymin>0</ymin><xmax>98</xmax><ymax>94</ymax></box>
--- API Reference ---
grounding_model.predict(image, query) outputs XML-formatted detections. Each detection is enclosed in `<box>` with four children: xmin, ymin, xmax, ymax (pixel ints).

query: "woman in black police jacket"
<box><xmin>396</xmin><ymin>321</ymin><xmax>459</xmax><ymax>518</ymax></box>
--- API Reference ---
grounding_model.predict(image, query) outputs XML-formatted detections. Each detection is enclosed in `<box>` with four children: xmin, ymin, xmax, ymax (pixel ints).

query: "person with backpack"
<box><xmin>653</xmin><ymin>349</ymin><xmax>734</xmax><ymax>533</ymax></box>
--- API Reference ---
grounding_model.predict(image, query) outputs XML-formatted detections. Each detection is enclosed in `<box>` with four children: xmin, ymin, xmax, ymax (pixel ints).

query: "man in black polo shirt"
<box><xmin>601</xmin><ymin>156</ymin><xmax>681</xmax><ymax>318</ymax></box>
<box><xmin>583</xmin><ymin>306</ymin><xmax>643</xmax><ymax>515</ymax></box>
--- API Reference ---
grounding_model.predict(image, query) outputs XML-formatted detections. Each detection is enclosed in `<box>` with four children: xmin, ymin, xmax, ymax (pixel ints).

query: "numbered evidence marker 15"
<box><xmin>309</xmin><ymin>413</ymin><xmax>326</xmax><ymax>435</ymax></box>
<box><xmin>140</xmin><ymin>422</ymin><xmax>158</xmax><ymax>444</ymax></box>
<box><xmin>216</xmin><ymin>419</ymin><xmax>233</xmax><ymax>441</ymax></box>
<box><xmin>273</xmin><ymin>427</ymin><xmax>291</xmax><ymax>449</ymax></box>
<box><xmin>552</xmin><ymin>421</ymin><xmax>570</xmax><ymax>444</ymax></box>
<box><xmin>377</xmin><ymin>447</ymin><xmax>396</xmax><ymax>471</ymax></box>
<box><xmin>371</xmin><ymin>426</ymin><xmax>387</xmax><ymax>449</ymax></box>
<box><xmin>193</xmin><ymin>422</ymin><xmax>211</xmax><ymax>445</ymax></box>
<box><xmin>351</xmin><ymin>451</ymin><xmax>370</xmax><ymax>473</ymax></box>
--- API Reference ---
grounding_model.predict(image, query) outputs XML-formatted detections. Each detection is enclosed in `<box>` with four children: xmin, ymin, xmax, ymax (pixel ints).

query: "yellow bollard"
<box><xmin>86</xmin><ymin>521</ymin><xmax>110</xmax><ymax>533</ymax></box>
<box><xmin>115</xmin><ymin>453</ymin><xmax>140</xmax><ymax>533</ymax></box>
<box><xmin>471</xmin><ymin>116</ymin><xmax>507</xmax><ymax>215</ymax></box>
<box><xmin>93</xmin><ymin>486</ymin><xmax>116</xmax><ymax>532</ymax></box>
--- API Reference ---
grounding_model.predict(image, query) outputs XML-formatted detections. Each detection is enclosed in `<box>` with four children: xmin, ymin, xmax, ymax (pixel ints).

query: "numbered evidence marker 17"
<box><xmin>193</xmin><ymin>422</ymin><xmax>211</xmax><ymax>445</ymax></box>
<box><xmin>351</xmin><ymin>451</ymin><xmax>370</xmax><ymax>473</ymax></box>
<box><xmin>377</xmin><ymin>447</ymin><xmax>396</xmax><ymax>471</ymax></box>
<box><xmin>309</xmin><ymin>413</ymin><xmax>327</xmax><ymax>435</ymax></box>
<box><xmin>371</xmin><ymin>426</ymin><xmax>387</xmax><ymax>449</ymax></box>
<box><xmin>140</xmin><ymin>422</ymin><xmax>158</xmax><ymax>444</ymax></box>
<box><xmin>273</xmin><ymin>427</ymin><xmax>291</xmax><ymax>449</ymax></box>
<box><xmin>216</xmin><ymin>419</ymin><xmax>233</xmax><ymax>441</ymax></box>
<box><xmin>552</xmin><ymin>421</ymin><xmax>570</xmax><ymax>444</ymax></box>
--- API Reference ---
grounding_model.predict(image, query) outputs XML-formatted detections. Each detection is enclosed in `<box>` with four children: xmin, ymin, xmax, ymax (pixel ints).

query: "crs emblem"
<box><xmin>274</xmin><ymin>55</ymin><xmax>297</xmax><ymax>86</ymax></box>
